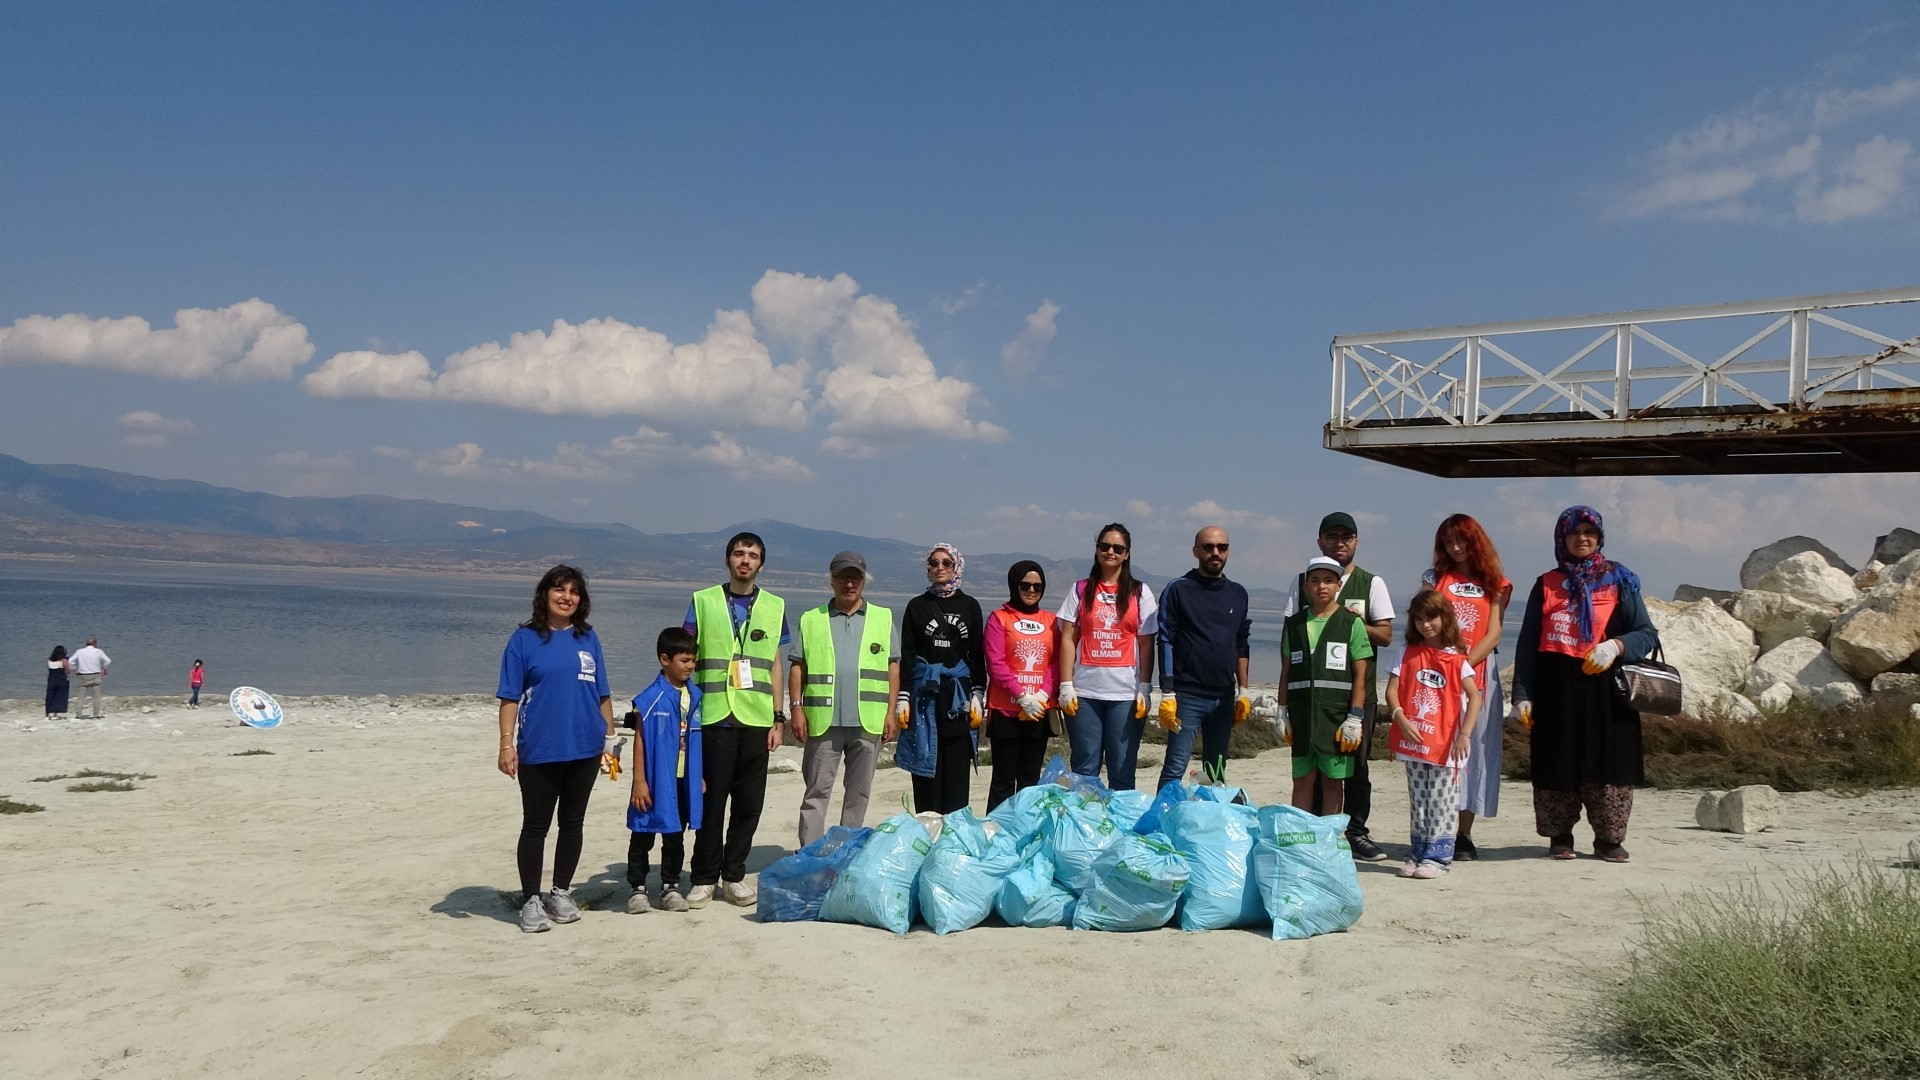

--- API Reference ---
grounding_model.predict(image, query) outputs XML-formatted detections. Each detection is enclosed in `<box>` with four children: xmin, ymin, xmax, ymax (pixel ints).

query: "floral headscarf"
<box><xmin>1553</xmin><ymin>505</ymin><xmax>1639</xmax><ymax>641</ymax></box>
<box><xmin>926</xmin><ymin>542</ymin><xmax>964</xmax><ymax>599</ymax></box>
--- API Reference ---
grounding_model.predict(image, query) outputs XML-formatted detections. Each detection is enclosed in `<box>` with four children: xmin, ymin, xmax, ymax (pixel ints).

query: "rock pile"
<box><xmin>1659</xmin><ymin>529</ymin><xmax>1920</xmax><ymax>719</ymax></box>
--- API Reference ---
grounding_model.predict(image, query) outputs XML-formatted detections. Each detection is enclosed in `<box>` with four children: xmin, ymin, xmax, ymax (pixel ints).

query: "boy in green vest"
<box><xmin>786</xmin><ymin>550</ymin><xmax>900</xmax><ymax>847</ymax></box>
<box><xmin>1281</xmin><ymin>556</ymin><xmax>1374</xmax><ymax>818</ymax></box>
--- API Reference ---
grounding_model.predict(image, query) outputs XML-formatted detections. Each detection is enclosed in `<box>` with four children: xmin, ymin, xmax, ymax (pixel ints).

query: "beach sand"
<box><xmin>3</xmin><ymin>694</ymin><xmax>1917</xmax><ymax>1080</ymax></box>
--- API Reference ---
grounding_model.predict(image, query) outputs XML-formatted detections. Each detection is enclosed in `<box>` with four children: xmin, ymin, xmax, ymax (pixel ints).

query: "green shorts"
<box><xmin>1292</xmin><ymin>748</ymin><xmax>1355</xmax><ymax>780</ymax></box>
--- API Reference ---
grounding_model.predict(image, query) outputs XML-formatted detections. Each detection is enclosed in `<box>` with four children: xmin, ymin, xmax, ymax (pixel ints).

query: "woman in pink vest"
<box><xmin>983</xmin><ymin>560</ymin><xmax>1059</xmax><ymax>811</ymax></box>
<box><xmin>1510</xmin><ymin>506</ymin><xmax>1659</xmax><ymax>863</ymax></box>
<box><xmin>1056</xmin><ymin>523</ymin><xmax>1158</xmax><ymax>791</ymax></box>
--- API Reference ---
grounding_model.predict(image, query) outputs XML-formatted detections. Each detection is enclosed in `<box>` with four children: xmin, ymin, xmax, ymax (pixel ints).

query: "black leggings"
<box><xmin>912</xmin><ymin>731</ymin><xmax>974</xmax><ymax>814</ymax></box>
<box><xmin>986</xmin><ymin>731</ymin><xmax>1048</xmax><ymax>813</ymax></box>
<box><xmin>517</xmin><ymin>756</ymin><xmax>599</xmax><ymax>897</ymax></box>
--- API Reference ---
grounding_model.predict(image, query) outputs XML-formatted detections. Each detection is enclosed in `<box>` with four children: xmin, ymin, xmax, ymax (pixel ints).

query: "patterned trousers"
<box><xmin>1405</xmin><ymin>760</ymin><xmax>1461</xmax><ymax>865</ymax></box>
<box><xmin>1532</xmin><ymin>784</ymin><xmax>1633</xmax><ymax>845</ymax></box>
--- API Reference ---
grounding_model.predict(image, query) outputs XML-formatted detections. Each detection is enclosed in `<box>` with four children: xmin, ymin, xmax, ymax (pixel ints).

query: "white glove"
<box><xmin>1015</xmin><ymin>691</ymin><xmax>1047</xmax><ymax>720</ymax></box>
<box><xmin>1057</xmin><ymin>681</ymin><xmax>1078</xmax><ymax>716</ymax></box>
<box><xmin>1336</xmin><ymin>710</ymin><xmax>1364</xmax><ymax>752</ymax></box>
<box><xmin>1582</xmin><ymin>638</ymin><xmax>1622</xmax><ymax>675</ymax></box>
<box><xmin>895</xmin><ymin>691</ymin><xmax>912</xmax><ymax>727</ymax></box>
<box><xmin>1134</xmin><ymin>681</ymin><xmax>1151</xmax><ymax>720</ymax></box>
<box><xmin>969</xmin><ymin>689</ymin><xmax>985</xmax><ymax>728</ymax></box>
<box><xmin>603</xmin><ymin>735</ymin><xmax>623</xmax><ymax>757</ymax></box>
<box><xmin>1274</xmin><ymin>705</ymin><xmax>1291</xmax><ymax>745</ymax></box>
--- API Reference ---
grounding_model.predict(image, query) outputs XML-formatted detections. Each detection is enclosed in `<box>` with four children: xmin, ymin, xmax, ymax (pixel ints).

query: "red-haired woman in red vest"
<box><xmin>1421</xmin><ymin>513</ymin><xmax>1511</xmax><ymax>860</ymax></box>
<box><xmin>1511</xmin><ymin>506</ymin><xmax>1660</xmax><ymax>863</ymax></box>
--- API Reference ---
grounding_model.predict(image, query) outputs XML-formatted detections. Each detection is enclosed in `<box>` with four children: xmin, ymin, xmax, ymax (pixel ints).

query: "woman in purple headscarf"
<box><xmin>1510</xmin><ymin>506</ymin><xmax>1660</xmax><ymax>862</ymax></box>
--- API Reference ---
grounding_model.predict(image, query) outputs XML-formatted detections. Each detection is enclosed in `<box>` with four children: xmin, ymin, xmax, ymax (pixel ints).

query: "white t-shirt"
<box><xmin>1057</xmin><ymin>581</ymin><xmax>1159</xmax><ymax>700</ymax></box>
<box><xmin>1281</xmin><ymin>567</ymin><xmax>1396</xmax><ymax>623</ymax></box>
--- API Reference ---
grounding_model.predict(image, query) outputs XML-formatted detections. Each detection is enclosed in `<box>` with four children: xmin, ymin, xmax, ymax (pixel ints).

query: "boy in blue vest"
<box><xmin>1280</xmin><ymin>556</ymin><xmax>1374</xmax><ymax>819</ymax></box>
<box><xmin>626</xmin><ymin>627</ymin><xmax>704</xmax><ymax>914</ymax></box>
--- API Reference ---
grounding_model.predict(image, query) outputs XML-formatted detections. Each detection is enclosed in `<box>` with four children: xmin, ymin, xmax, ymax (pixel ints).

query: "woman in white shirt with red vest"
<box><xmin>1057</xmin><ymin>523</ymin><xmax>1158</xmax><ymax>791</ymax></box>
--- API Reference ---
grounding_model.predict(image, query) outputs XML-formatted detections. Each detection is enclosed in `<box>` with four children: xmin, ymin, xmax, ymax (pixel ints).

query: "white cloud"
<box><xmin>815</xmin><ymin>291</ymin><xmax>1010</xmax><ymax>455</ymax></box>
<box><xmin>414</xmin><ymin>442</ymin><xmax>509</xmax><ymax>481</ymax></box>
<box><xmin>268</xmin><ymin>449</ymin><xmax>351</xmax><ymax>470</ymax></box>
<box><xmin>604</xmin><ymin>426</ymin><xmax>815</xmax><ymax>482</ymax></box>
<box><xmin>1615</xmin><ymin>68</ymin><xmax>1920</xmax><ymax>223</ymax></box>
<box><xmin>304</xmin><ymin>309</ymin><xmax>812</xmax><ymax>430</ymax></box>
<box><xmin>0</xmin><ymin>299</ymin><xmax>314</xmax><ymax>381</ymax></box>
<box><xmin>752</xmin><ymin>270</ymin><xmax>860</xmax><ymax>347</ymax></box>
<box><xmin>409</xmin><ymin>428</ymin><xmax>816</xmax><ymax>487</ymax></box>
<box><xmin>1001</xmin><ymin>299</ymin><xmax>1061</xmax><ymax>382</ymax></box>
<box><xmin>1125</xmin><ymin>498</ymin><xmax>1156</xmax><ymax>518</ymax></box>
<box><xmin>115</xmin><ymin>410</ymin><xmax>196</xmax><ymax>448</ymax></box>
<box><xmin>369</xmin><ymin>445</ymin><xmax>412</xmax><ymax>458</ymax></box>
<box><xmin>935</xmin><ymin>282</ymin><xmax>988</xmax><ymax>315</ymax></box>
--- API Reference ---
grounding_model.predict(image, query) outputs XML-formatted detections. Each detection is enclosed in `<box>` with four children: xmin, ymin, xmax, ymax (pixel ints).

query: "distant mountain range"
<box><xmin>0</xmin><ymin>454</ymin><xmax>1286</xmax><ymax>606</ymax></box>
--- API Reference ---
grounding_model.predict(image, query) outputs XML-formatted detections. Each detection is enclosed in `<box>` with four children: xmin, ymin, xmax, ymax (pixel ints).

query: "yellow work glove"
<box><xmin>1133</xmin><ymin>681</ymin><xmax>1150</xmax><ymax>720</ymax></box>
<box><xmin>1057</xmin><ymin>681</ymin><xmax>1078</xmax><ymax>717</ymax></box>
<box><xmin>1015</xmin><ymin>691</ymin><xmax>1048</xmax><ymax>721</ymax></box>
<box><xmin>1581</xmin><ymin>638</ymin><xmax>1622</xmax><ymax>676</ymax></box>
<box><xmin>1276</xmin><ymin>706</ymin><xmax>1292</xmax><ymax>746</ymax></box>
<box><xmin>895</xmin><ymin>691</ymin><xmax>912</xmax><ymax>729</ymax></box>
<box><xmin>1335</xmin><ymin>708</ymin><xmax>1365</xmax><ymax>752</ymax></box>
<box><xmin>1234</xmin><ymin>687</ymin><xmax>1252</xmax><ymax>726</ymax></box>
<box><xmin>1155</xmin><ymin>692</ymin><xmax>1179</xmax><ymax>733</ymax></box>
<box><xmin>1516</xmin><ymin>700</ymin><xmax>1533</xmax><ymax>730</ymax></box>
<box><xmin>969</xmin><ymin>690</ymin><xmax>985</xmax><ymax>729</ymax></box>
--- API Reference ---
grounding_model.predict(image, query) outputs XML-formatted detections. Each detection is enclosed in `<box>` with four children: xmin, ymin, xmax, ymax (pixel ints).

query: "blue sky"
<box><xmin>3</xmin><ymin>2</ymin><xmax>1919</xmax><ymax>591</ymax></box>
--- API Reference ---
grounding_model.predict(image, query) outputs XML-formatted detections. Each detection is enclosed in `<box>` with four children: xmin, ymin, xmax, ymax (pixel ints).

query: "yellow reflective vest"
<box><xmin>692</xmin><ymin>584</ymin><xmax>785</xmax><ymax>727</ymax></box>
<box><xmin>796</xmin><ymin>602</ymin><xmax>893</xmax><ymax>736</ymax></box>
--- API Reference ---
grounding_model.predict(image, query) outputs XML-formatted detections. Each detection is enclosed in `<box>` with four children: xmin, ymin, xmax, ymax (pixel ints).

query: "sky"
<box><xmin>3</xmin><ymin>2</ymin><xmax>1919</xmax><ymax>594</ymax></box>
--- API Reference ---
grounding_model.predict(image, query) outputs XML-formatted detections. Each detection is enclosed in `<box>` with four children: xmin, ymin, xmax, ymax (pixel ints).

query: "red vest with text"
<box><xmin>1072</xmin><ymin>580</ymin><xmax>1142</xmax><ymax>673</ymax></box>
<box><xmin>987</xmin><ymin>607</ymin><xmax>1058</xmax><ymax>713</ymax></box>
<box><xmin>1537</xmin><ymin>570</ymin><xmax>1616</xmax><ymax>659</ymax></box>
<box><xmin>1391</xmin><ymin>643</ymin><xmax>1474</xmax><ymax>765</ymax></box>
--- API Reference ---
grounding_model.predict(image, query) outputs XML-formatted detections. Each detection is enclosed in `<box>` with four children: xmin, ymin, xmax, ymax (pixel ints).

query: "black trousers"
<box><xmin>912</xmin><ymin>730</ymin><xmax>974</xmax><ymax>814</ymax></box>
<box><xmin>627</xmin><ymin>831</ymin><xmax>687</xmax><ymax>889</ymax></box>
<box><xmin>690</xmin><ymin>724</ymin><xmax>768</xmax><ymax>886</ymax></box>
<box><xmin>1309</xmin><ymin>703</ymin><xmax>1375</xmax><ymax>837</ymax></box>
<box><xmin>516</xmin><ymin>756</ymin><xmax>599</xmax><ymax>897</ymax></box>
<box><xmin>986</xmin><ymin>725</ymin><xmax>1048</xmax><ymax>813</ymax></box>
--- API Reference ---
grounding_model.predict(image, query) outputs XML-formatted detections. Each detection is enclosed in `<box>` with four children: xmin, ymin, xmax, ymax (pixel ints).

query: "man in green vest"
<box><xmin>1283</xmin><ymin>512</ymin><xmax>1397</xmax><ymax>861</ymax></box>
<box><xmin>786</xmin><ymin>550</ymin><xmax>900</xmax><ymax>847</ymax></box>
<box><xmin>683</xmin><ymin>531</ymin><xmax>791</xmax><ymax>908</ymax></box>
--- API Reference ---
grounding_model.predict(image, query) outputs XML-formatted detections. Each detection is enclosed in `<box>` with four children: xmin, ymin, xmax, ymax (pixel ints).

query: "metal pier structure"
<box><xmin>1325</xmin><ymin>286</ymin><xmax>1920</xmax><ymax>477</ymax></box>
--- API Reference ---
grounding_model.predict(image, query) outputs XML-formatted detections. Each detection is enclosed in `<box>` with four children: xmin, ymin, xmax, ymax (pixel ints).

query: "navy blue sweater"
<box><xmin>1157</xmin><ymin>570</ymin><xmax>1252</xmax><ymax>696</ymax></box>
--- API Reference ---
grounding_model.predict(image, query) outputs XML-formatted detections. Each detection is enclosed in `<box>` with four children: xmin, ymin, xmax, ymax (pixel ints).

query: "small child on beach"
<box><xmin>188</xmin><ymin>660</ymin><xmax>204</xmax><ymax>709</ymax></box>
<box><xmin>626</xmin><ymin>627</ymin><xmax>704</xmax><ymax>914</ymax></box>
<box><xmin>1281</xmin><ymin>556</ymin><xmax>1373</xmax><ymax>819</ymax></box>
<box><xmin>1386</xmin><ymin>589</ymin><xmax>1482</xmax><ymax>879</ymax></box>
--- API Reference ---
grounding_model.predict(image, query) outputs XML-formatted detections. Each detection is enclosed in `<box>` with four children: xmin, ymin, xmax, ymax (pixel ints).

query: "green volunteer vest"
<box><xmin>692</xmin><ymin>584</ymin><xmax>785</xmax><ymax>728</ymax></box>
<box><xmin>1283</xmin><ymin>606</ymin><xmax>1361</xmax><ymax>757</ymax></box>
<box><xmin>1296</xmin><ymin>565</ymin><xmax>1380</xmax><ymax>706</ymax></box>
<box><xmin>797</xmin><ymin>602</ymin><xmax>893</xmax><ymax>737</ymax></box>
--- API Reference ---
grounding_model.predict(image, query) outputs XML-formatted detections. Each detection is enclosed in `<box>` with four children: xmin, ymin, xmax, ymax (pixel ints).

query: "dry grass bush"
<box><xmin>1</xmin><ymin>795</ymin><xmax>45</xmax><ymax>814</ymax></box>
<box><xmin>1597</xmin><ymin>863</ymin><xmax>1920</xmax><ymax>1080</ymax></box>
<box><xmin>68</xmin><ymin>779</ymin><xmax>139</xmax><ymax>792</ymax></box>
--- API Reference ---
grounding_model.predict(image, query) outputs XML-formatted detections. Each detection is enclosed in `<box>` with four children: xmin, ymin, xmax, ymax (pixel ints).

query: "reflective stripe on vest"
<box><xmin>986</xmin><ymin>606</ymin><xmax>1057</xmax><ymax>714</ymax></box>
<box><xmin>796</xmin><ymin>602</ymin><xmax>893</xmax><ymax>737</ymax></box>
<box><xmin>1283</xmin><ymin>606</ymin><xmax>1360</xmax><ymax>756</ymax></box>
<box><xmin>1538</xmin><ymin>571</ymin><xmax>1616</xmax><ymax>659</ymax></box>
<box><xmin>692</xmin><ymin>584</ymin><xmax>785</xmax><ymax>727</ymax></box>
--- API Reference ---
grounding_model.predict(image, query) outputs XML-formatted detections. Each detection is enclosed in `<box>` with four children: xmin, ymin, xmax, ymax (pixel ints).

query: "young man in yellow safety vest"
<box><xmin>786</xmin><ymin>550</ymin><xmax>900</xmax><ymax>848</ymax></box>
<box><xmin>682</xmin><ymin>531</ymin><xmax>790</xmax><ymax>908</ymax></box>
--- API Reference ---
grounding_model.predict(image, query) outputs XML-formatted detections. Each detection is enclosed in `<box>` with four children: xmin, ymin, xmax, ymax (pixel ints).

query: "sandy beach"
<box><xmin>3</xmin><ymin>693</ymin><xmax>1917</xmax><ymax>1080</ymax></box>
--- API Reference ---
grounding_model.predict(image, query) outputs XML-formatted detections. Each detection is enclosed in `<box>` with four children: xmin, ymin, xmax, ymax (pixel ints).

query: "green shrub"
<box><xmin>68</xmin><ymin>780</ymin><xmax>138</xmax><ymax>793</ymax></box>
<box><xmin>230</xmin><ymin>749</ymin><xmax>274</xmax><ymax>757</ymax></box>
<box><xmin>1598</xmin><ymin>863</ymin><xmax>1920</xmax><ymax>1080</ymax></box>
<box><xmin>0</xmin><ymin>796</ymin><xmax>45</xmax><ymax>814</ymax></box>
<box><xmin>32</xmin><ymin>769</ymin><xmax>156</xmax><ymax>783</ymax></box>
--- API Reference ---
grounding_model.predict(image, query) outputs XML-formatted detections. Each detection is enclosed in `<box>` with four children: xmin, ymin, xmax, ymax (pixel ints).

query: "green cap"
<box><xmin>1318</xmin><ymin>511</ymin><xmax>1358</xmax><ymax>536</ymax></box>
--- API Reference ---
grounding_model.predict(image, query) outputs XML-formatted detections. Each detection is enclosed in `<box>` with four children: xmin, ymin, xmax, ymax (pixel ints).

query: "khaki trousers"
<box><xmin>797</xmin><ymin>727</ymin><xmax>880</xmax><ymax>848</ymax></box>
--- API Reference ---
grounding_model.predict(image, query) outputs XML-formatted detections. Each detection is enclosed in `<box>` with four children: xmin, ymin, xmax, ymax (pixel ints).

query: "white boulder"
<box><xmin>1743</xmin><ymin>637</ymin><xmax>1866</xmax><ymax>711</ymax></box>
<box><xmin>1646</xmin><ymin>598</ymin><xmax>1759</xmax><ymax>718</ymax></box>
<box><xmin>1752</xmin><ymin>552</ymin><xmax>1859</xmax><ymax>609</ymax></box>
<box><xmin>1694</xmin><ymin>785</ymin><xmax>1781</xmax><ymax>834</ymax></box>
<box><xmin>1856</xmin><ymin>561</ymin><xmax>1886</xmax><ymax>590</ymax></box>
<box><xmin>1730</xmin><ymin>589</ymin><xmax>1835</xmax><ymax>652</ymax></box>
<box><xmin>1828</xmin><ymin>572</ymin><xmax>1920</xmax><ymax>680</ymax></box>
<box><xmin>1693</xmin><ymin>685</ymin><xmax>1764</xmax><ymax>723</ymax></box>
<box><xmin>1871</xmin><ymin>672</ymin><xmax>1920</xmax><ymax>710</ymax></box>
<box><xmin>1739</xmin><ymin>536</ymin><xmax>1856</xmax><ymax>590</ymax></box>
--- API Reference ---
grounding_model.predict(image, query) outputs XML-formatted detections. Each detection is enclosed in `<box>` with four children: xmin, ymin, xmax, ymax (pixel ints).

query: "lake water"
<box><xmin>4</xmin><ymin>560</ymin><xmax>1514</xmax><ymax>701</ymax></box>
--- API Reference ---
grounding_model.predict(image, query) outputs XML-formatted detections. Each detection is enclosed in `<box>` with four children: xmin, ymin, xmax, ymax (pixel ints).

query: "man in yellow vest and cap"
<box><xmin>787</xmin><ymin>550</ymin><xmax>900</xmax><ymax>848</ymax></box>
<box><xmin>682</xmin><ymin>531</ymin><xmax>791</xmax><ymax>908</ymax></box>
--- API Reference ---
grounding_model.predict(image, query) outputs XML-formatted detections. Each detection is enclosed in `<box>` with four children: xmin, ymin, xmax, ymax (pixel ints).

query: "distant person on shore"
<box><xmin>1511</xmin><ymin>506</ymin><xmax>1659</xmax><ymax>863</ymax></box>
<box><xmin>625</xmin><ymin>628</ymin><xmax>704</xmax><ymax>915</ymax></box>
<box><xmin>1281</xmin><ymin>556</ymin><xmax>1374</xmax><ymax>818</ymax></box>
<box><xmin>683</xmin><ymin>531</ymin><xmax>789</xmax><ymax>910</ymax></box>
<box><xmin>1286</xmin><ymin>512</ymin><xmax>1395</xmax><ymax>862</ymax></box>
<box><xmin>497</xmin><ymin>564</ymin><xmax>617</xmax><ymax>934</ymax></box>
<box><xmin>1386</xmin><ymin>589</ymin><xmax>1481</xmax><ymax>879</ymax></box>
<box><xmin>898</xmin><ymin>543</ymin><xmax>986</xmax><ymax>813</ymax></box>
<box><xmin>1057</xmin><ymin>524</ymin><xmax>1159</xmax><ymax>791</ymax></box>
<box><xmin>70</xmin><ymin>638</ymin><xmax>110</xmax><ymax>720</ymax></box>
<box><xmin>787</xmin><ymin>550</ymin><xmax>899</xmax><ymax>846</ymax></box>
<box><xmin>45</xmin><ymin>645</ymin><xmax>70</xmax><ymax>721</ymax></box>
<box><xmin>188</xmin><ymin>659</ymin><xmax>205</xmax><ymax>709</ymax></box>
<box><xmin>1155</xmin><ymin>525</ymin><xmax>1254</xmax><ymax>790</ymax></box>
<box><xmin>983</xmin><ymin>560</ymin><xmax>1059</xmax><ymax>811</ymax></box>
<box><xmin>1420</xmin><ymin>514</ymin><xmax>1512</xmax><ymax>860</ymax></box>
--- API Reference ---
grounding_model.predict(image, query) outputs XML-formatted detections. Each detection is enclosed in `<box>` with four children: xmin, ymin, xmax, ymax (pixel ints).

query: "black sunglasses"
<box><xmin>1097</xmin><ymin>542</ymin><xmax>1128</xmax><ymax>554</ymax></box>
<box><xmin>1199</xmin><ymin>542</ymin><xmax>1229</xmax><ymax>552</ymax></box>
<box><xmin>1016</xmin><ymin>581</ymin><xmax>1044</xmax><ymax>592</ymax></box>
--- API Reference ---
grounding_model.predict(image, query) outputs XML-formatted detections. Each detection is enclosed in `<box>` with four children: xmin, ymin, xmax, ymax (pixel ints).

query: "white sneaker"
<box><xmin>542</xmin><ymin>887</ymin><xmax>582</xmax><ymax>923</ymax></box>
<box><xmin>661</xmin><ymin>888</ymin><xmax>690</xmax><ymax>912</ymax></box>
<box><xmin>626</xmin><ymin>888</ymin><xmax>652</xmax><ymax>914</ymax></box>
<box><xmin>686</xmin><ymin>884</ymin><xmax>715</xmax><ymax>909</ymax></box>
<box><xmin>519</xmin><ymin>895</ymin><xmax>552</xmax><ymax>933</ymax></box>
<box><xmin>722</xmin><ymin>879</ymin><xmax>757</xmax><ymax>907</ymax></box>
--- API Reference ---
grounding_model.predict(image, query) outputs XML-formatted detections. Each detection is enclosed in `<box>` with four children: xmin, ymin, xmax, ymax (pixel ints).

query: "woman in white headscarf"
<box><xmin>896</xmin><ymin>543</ymin><xmax>986</xmax><ymax>813</ymax></box>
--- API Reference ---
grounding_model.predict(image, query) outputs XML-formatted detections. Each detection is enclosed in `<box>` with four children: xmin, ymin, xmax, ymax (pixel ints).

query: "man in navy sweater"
<box><xmin>1154</xmin><ymin>526</ymin><xmax>1254</xmax><ymax>789</ymax></box>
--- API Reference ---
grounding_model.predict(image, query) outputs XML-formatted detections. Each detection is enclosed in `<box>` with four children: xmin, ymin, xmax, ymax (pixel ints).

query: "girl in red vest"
<box><xmin>1387</xmin><ymin>589</ymin><xmax>1481</xmax><ymax>879</ymax></box>
<box><xmin>1511</xmin><ymin>506</ymin><xmax>1660</xmax><ymax>862</ymax></box>
<box><xmin>983</xmin><ymin>560</ymin><xmax>1059</xmax><ymax>811</ymax></box>
<box><xmin>1420</xmin><ymin>514</ymin><xmax>1511</xmax><ymax>860</ymax></box>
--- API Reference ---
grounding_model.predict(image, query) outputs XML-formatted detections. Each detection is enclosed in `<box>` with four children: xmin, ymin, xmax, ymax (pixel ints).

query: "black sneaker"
<box><xmin>1456</xmin><ymin>835</ymin><xmax>1479</xmax><ymax>861</ymax></box>
<box><xmin>1348</xmin><ymin>834</ymin><xmax>1388</xmax><ymax>862</ymax></box>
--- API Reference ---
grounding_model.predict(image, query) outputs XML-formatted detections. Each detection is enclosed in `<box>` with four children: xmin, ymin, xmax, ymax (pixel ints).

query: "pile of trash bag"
<box><xmin>765</xmin><ymin>756</ymin><xmax>1362</xmax><ymax>939</ymax></box>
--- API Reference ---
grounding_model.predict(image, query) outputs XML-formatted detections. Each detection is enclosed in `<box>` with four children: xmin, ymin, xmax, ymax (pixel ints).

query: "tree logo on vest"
<box><xmin>1013</xmin><ymin>637</ymin><xmax>1049</xmax><ymax>673</ymax></box>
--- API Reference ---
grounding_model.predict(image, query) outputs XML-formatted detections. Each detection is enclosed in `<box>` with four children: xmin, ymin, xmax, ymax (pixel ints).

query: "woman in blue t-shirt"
<box><xmin>497</xmin><ymin>564</ymin><xmax>617</xmax><ymax>933</ymax></box>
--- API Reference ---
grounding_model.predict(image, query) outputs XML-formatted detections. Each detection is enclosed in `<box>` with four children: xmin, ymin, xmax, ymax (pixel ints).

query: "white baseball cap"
<box><xmin>1303</xmin><ymin>556</ymin><xmax>1345</xmax><ymax>578</ymax></box>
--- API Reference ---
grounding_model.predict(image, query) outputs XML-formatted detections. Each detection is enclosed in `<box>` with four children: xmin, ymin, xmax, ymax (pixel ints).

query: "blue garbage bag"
<box><xmin>1163</xmin><ymin>800</ymin><xmax>1263</xmax><ymax>931</ymax></box>
<box><xmin>1133</xmin><ymin>781</ymin><xmax>1190</xmax><ymax>835</ymax></box>
<box><xmin>1071</xmin><ymin>831</ymin><xmax>1191</xmax><ymax>932</ymax></box>
<box><xmin>1107</xmin><ymin>789</ymin><xmax>1151</xmax><ymax>832</ymax></box>
<box><xmin>1251</xmin><ymin>805</ymin><xmax>1365</xmax><ymax>940</ymax></box>
<box><xmin>986</xmin><ymin>783</ymin><xmax>1066</xmax><ymax>846</ymax></box>
<box><xmin>995</xmin><ymin>839</ymin><xmax>1076</xmax><ymax>928</ymax></box>
<box><xmin>1192</xmin><ymin>784</ymin><xmax>1250</xmax><ymax>806</ymax></box>
<box><xmin>1039</xmin><ymin>753</ymin><xmax>1111</xmax><ymax>802</ymax></box>
<box><xmin>820</xmin><ymin>812</ymin><xmax>935</xmax><ymax>935</ymax></box>
<box><xmin>1046</xmin><ymin>796</ymin><xmax>1120</xmax><ymax>895</ymax></box>
<box><xmin>758</xmin><ymin>825</ymin><xmax>873</xmax><ymax>923</ymax></box>
<box><xmin>918</xmin><ymin>809</ymin><xmax>1024</xmax><ymax>935</ymax></box>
